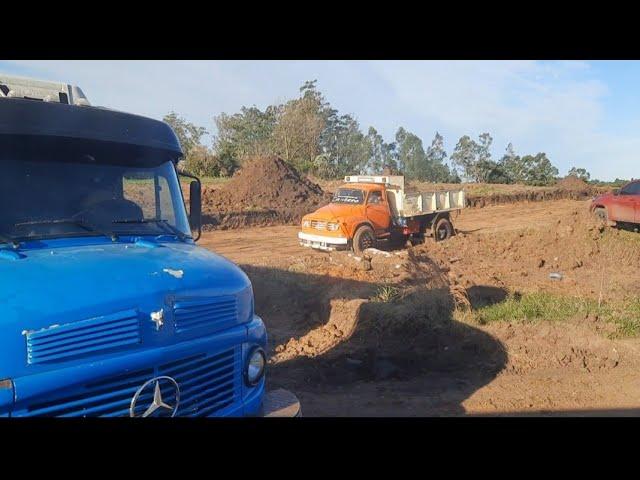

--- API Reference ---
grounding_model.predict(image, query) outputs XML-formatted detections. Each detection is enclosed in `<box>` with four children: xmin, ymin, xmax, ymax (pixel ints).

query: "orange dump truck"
<box><xmin>298</xmin><ymin>175</ymin><xmax>466</xmax><ymax>255</ymax></box>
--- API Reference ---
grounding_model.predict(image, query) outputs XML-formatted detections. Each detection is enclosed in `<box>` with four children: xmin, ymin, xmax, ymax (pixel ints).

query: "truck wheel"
<box><xmin>433</xmin><ymin>217</ymin><xmax>453</xmax><ymax>242</ymax></box>
<box><xmin>353</xmin><ymin>225</ymin><xmax>376</xmax><ymax>255</ymax></box>
<box><xmin>594</xmin><ymin>207</ymin><xmax>608</xmax><ymax>224</ymax></box>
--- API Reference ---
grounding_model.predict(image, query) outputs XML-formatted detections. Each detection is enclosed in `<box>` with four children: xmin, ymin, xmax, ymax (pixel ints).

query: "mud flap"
<box><xmin>261</xmin><ymin>388</ymin><xmax>301</xmax><ymax>417</ymax></box>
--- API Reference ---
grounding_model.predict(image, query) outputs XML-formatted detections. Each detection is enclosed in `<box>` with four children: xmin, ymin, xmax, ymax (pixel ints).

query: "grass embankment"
<box><xmin>471</xmin><ymin>292</ymin><xmax>640</xmax><ymax>338</ymax></box>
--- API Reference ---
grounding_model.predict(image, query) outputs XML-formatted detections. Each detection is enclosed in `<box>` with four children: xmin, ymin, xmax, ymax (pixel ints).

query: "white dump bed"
<box><xmin>344</xmin><ymin>175</ymin><xmax>465</xmax><ymax>218</ymax></box>
<box><xmin>392</xmin><ymin>189</ymin><xmax>466</xmax><ymax>217</ymax></box>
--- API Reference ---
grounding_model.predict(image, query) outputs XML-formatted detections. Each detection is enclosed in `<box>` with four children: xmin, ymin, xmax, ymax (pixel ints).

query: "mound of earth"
<box><xmin>421</xmin><ymin>207</ymin><xmax>640</xmax><ymax>302</ymax></box>
<box><xmin>466</xmin><ymin>180</ymin><xmax>598</xmax><ymax>208</ymax></box>
<box><xmin>557</xmin><ymin>175</ymin><xmax>592</xmax><ymax>191</ymax></box>
<box><xmin>202</xmin><ymin>156</ymin><xmax>329</xmax><ymax>230</ymax></box>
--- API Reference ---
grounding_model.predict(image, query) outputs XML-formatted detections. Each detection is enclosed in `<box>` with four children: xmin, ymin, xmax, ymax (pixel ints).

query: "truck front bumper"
<box><xmin>298</xmin><ymin>232</ymin><xmax>349</xmax><ymax>251</ymax></box>
<box><xmin>261</xmin><ymin>388</ymin><xmax>301</xmax><ymax>417</ymax></box>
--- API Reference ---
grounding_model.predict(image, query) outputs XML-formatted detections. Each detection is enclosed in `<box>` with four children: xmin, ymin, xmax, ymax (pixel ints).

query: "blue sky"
<box><xmin>1</xmin><ymin>60</ymin><xmax>638</xmax><ymax>180</ymax></box>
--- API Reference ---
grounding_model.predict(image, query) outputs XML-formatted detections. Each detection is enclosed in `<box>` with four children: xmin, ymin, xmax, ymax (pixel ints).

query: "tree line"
<box><xmin>164</xmin><ymin>80</ymin><xmax>587</xmax><ymax>186</ymax></box>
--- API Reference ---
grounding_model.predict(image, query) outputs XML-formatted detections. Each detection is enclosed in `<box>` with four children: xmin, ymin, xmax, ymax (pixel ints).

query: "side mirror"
<box><xmin>189</xmin><ymin>180</ymin><xmax>202</xmax><ymax>241</ymax></box>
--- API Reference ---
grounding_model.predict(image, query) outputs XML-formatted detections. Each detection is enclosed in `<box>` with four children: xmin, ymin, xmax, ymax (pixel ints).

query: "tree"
<box><xmin>271</xmin><ymin>92</ymin><xmax>325</xmax><ymax>172</ymax></box>
<box><xmin>363</xmin><ymin>127</ymin><xmax>395</xmax><ymax>174</ymax></box>
<box><xmin>499</xmin><ymin>143</ymin><xmax>522</xmax><ymax>184</ymax></box>
<box><xmin>163</xmin><ymin>112</ymin><xmax>208</xmax><ymax>158</ymax></box>
<box><xmin>395</xmin><ymin>127</ymin><xmax>430</xmax><ymax>180</ymax></box>
<box><xmin>520</xmin><ymin>153</ymin><xmax>558</xmax><ymax>186</ymax></box>
<box><xmin>425</xmin><ymin>132</ymin><xmax>454</xmax><ymax>183</ymax></box>
<box><xmin>450</xmin><ymin>135</ymin><xmax>479</xmax><ymax>181</ymax></box>
<box><xmin>182</xmin><ymin>145</ymin><xmax>233</xmax><ymax>178</ymax></box>
<box><xmin>213</xmin><ymin>106</ymin><xmax>278</xmax><ymax>174</ymax></box>
<box><xmin>477</xmin><ymin>133</ymin><xmax>493</xmax><ymax>163</ymax></box>
<box><xmin>567</xmin><ymin>167</ymin><xmax>591</xmax><ymax>182</ymax></box>
<box><xmin>330</xmin><ymin>115</ymin><xmax>371</xmax><ymax>177</ymax></box>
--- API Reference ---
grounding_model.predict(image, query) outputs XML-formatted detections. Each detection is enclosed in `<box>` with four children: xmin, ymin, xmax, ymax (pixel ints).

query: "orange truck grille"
<box><xmin>311</xmin><ymin>220</ymin><xmax>327</xmax><ymax>230</ymax></box>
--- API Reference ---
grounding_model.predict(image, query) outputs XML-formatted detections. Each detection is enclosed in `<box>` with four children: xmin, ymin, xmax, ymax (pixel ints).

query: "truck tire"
<box><xmin>353</xmin><ymin>225</ymin><xmax>376</xmax><ymax>255</ymax></box>
<box><xmin>594</xmin><ymin>207</ymin><xmax>608</xmax><ymax>224</ymax></box>
<box><xmin>433</xmin><ymin>217</ymin><xmax>453</xmax><ymax>242</ymax></box>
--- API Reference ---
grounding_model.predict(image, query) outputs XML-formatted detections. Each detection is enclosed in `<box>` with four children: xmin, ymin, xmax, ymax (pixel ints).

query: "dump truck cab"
<box><xmin>0</xmin><ymin>75</ymin><xmax>298</xmax><ymax>417</ymax></box>
<box><xmin>299</xmin><ymin>175</ymin><xmax>465</xmax><ymax>255</ymax></box>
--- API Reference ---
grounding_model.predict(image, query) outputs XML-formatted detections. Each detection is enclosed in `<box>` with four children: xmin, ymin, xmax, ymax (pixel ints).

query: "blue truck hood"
<box><xmin>0</xmin><ymin>238</ymin><xmax>252</xmax><ymax>379</ymax></box>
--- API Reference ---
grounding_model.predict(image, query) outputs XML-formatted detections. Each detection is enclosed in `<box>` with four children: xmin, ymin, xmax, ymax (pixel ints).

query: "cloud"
<box><xmin>0</xmin><ymin>60</ymin><xmax>632</xmax><ymax>179</ymax></box>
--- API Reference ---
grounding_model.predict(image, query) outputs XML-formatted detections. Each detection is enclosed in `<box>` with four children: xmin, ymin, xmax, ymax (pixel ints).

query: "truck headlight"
<box><xmin>302</xmin><ymin>220</ymin><xmax>311</xmax><ymax>228</ymax></box>
<box><xmin>245</xmin><ymin>347</ymin><xmax>266</xmax><ymax>386</ymax></box>
<box><xmin>327</xmin><ymin>222</ymin><xmax>340</xmax><ymax>231</ymax></box>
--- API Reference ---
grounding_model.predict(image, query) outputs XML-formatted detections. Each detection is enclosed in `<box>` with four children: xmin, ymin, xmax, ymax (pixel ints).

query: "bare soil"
<box><xmin>199</xmin><ymin>198</ymin><xmax>640</xmax><ymax>416</ymax></box>
<box><xmin>199</xmin><ymin>156</ymin><xmax>328</xmax><ymax>230</ymax></box>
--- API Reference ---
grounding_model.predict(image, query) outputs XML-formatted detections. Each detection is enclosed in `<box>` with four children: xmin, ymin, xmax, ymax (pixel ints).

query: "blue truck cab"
<box><xmin>0</xmin><ymin>75</ymin><xmax>299</xmax><ymax>417</ymax></box>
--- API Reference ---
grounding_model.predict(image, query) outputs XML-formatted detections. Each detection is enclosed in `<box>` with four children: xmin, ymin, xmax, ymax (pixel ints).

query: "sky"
<box><xmin>1</xmin><ymin>60</ymin><xmax>638</xmax><ymax>181</ymax></box>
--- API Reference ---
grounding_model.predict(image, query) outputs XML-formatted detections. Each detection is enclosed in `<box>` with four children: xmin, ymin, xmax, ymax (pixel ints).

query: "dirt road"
<box><xmin>200</xmin><ymin>199</ymin><xmax>586</xmax><ymax>265</ymax></box>
<box><xmin>199</xmin><ymin>199</ymin><xmax>640</xmax><ymax>416</ymax></box>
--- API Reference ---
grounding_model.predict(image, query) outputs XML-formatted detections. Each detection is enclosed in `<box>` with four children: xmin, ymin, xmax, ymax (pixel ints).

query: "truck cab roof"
<box><xmin>338</xmin><ymin>183</ymin><xmax>384</xmax><ymax>191</ymax></box>
<box><xmin>0</xmin><ymin>75</ymin><xmax>182</xmax><ymax>157</ymax></box>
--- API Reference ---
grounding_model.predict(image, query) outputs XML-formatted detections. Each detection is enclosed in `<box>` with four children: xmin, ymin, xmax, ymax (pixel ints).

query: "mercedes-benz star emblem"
<box><xmin>129</xmin><ymin>376</ymin><xmax>180</xmax><ymax>418</ymax></box>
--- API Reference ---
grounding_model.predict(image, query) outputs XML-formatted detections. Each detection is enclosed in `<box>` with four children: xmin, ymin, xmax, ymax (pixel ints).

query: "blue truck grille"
<box><xmin>26</xmin><ymin>309</ymin><xmax>141</xmax><ymax>365</ymax></box>
<box><xmin>13</xmin><ymin>347</ymin><xmax>240</xmax><ymax>417</ymax></box>
<box><xmin>173</xmin><ymin>296</ymin><xmax>237</xmax><ymax>334</ymax></box>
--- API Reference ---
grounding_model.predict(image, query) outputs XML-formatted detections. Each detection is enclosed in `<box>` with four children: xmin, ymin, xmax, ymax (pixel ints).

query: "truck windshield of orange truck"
<box><xmin>331</xmin><ymin>188</ymin><xmax>365</xmax><ymax>204</ymax></box>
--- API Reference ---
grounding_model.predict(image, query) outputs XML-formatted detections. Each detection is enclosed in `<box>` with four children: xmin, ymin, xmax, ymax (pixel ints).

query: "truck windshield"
<box><xmin>331</xmin><ymin>188</ymin><xmax>365</xmax><ymax>205</ymax></box>
<box><xmin>0</xmin><ymin>139</ymin><xmax>191</xmax><ymax>243</ymax></box>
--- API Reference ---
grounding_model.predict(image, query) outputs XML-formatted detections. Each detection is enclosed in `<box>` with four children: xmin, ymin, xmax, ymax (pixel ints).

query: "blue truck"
<box><xmin>0</xmin><ymin>75</ymin><xmax>299</xmax><ymax>417</ymax></box>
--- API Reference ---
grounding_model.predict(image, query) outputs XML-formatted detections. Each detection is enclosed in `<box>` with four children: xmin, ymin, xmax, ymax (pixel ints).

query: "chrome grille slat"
<box><xmin>311</xmin><ymin>220</ymin><xmax>327</xmax><ymax>230</ymax></box>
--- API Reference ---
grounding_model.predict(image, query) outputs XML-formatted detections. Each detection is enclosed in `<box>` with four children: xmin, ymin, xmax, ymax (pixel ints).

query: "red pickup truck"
<box><xmin>591</xmin><ymin>180</ymin><xmax>640</xmax><ymax>227</ymax></box>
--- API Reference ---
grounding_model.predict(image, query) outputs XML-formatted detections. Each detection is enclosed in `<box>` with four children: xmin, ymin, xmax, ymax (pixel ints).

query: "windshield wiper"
<box><xmin>112</xmin><ymin>219</ymin><xmax>189</xmax><ymax>242</ymax></box>
<box><xmin>15</xmin><ymin>218</ymin><xmax>119</xmax><ymax>242</ymax></box>
<box><xmin>0</xmin><ymin>233</ymin><xmax>20</xmax><ymax>249</ymax></box>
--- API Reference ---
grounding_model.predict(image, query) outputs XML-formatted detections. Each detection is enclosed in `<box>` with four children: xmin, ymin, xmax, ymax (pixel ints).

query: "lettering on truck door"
<box><xmin>613</xmin><ymin>181</ymin><xmax>640</xmax><ymax>223</ymax></box>
<box><xmin>365</xmin><ymin>190</ymin><xmax>391</xmax><ymax>234</ymax></box>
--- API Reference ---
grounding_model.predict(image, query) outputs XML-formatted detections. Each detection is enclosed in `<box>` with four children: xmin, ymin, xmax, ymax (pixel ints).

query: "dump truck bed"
<box><xmin>342</xmin><ymin>175</ymin><xmax>465</xmax><ymax>218</ymax></box>
<box><xmin>392</xmin><ymin>189</ymin><xmax>466</xmax><ymax>217</ymax></box>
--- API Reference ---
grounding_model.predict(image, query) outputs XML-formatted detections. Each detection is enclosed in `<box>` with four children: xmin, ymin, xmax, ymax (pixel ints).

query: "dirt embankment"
<box><xmin>423</xmin><ymin>206</ymin><xmax>640</xmax><ymax>302</ymax></box>
<box><xmin>466</xmin><ymin>177</ymin><xmax>603</xmax><ymax>208</ymax></box>
<box><xmin>200</xmin><ymin>156</ymin><xmax>329</xmax><ymax>230</ymax></box>
<box><xmin>199</xmin><ymin>160</ymin><xmax>607</xmax><ymax>230</ymax></box>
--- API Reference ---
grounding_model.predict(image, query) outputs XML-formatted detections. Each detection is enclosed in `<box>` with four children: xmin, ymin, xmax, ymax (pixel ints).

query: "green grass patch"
<box><xmin>470</xmin><ymin>185</ymin><xmax>500</xmax><ymax>197</ymax></box>
<box><xmin>372</xmin><ymin>284</ymin><xmax>401</xmax><ymax>303</ymax></box>
<box><xmin>473</xmin><ymin>292</ymin><xmax>640</xmax><ymax>338</ymax></box>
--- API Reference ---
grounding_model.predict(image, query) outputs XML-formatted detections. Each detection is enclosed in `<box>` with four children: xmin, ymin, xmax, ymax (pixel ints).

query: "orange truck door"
<box><xmin>365</xmin><ymin>189</ymin><xmax>391</xmax><ymax>234</ymax></box>
<box><xmin>612</xmin><ymin>182</ymin><xmax>639</xmax><ymax>223</ymax></box>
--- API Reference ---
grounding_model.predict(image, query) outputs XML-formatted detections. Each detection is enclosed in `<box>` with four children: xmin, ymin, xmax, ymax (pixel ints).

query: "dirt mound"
<box><xmin>466</xmin><ymin>188</ymin><xmax>593</xmax><ymax>208</ymax></box>
<box><xmin>421</xmin><ymin>206</ymin><xmax>640</xmax><ymax>302</ymax></box>
<box><xmin>202</xmin><ymin>156</ymin><xmax>328</xmax><ymax>229</ymax></box>
<box><xmin>557</xmin><ymin>175</ymin><xmax>591</xmax><ymax>190</ymax></box>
